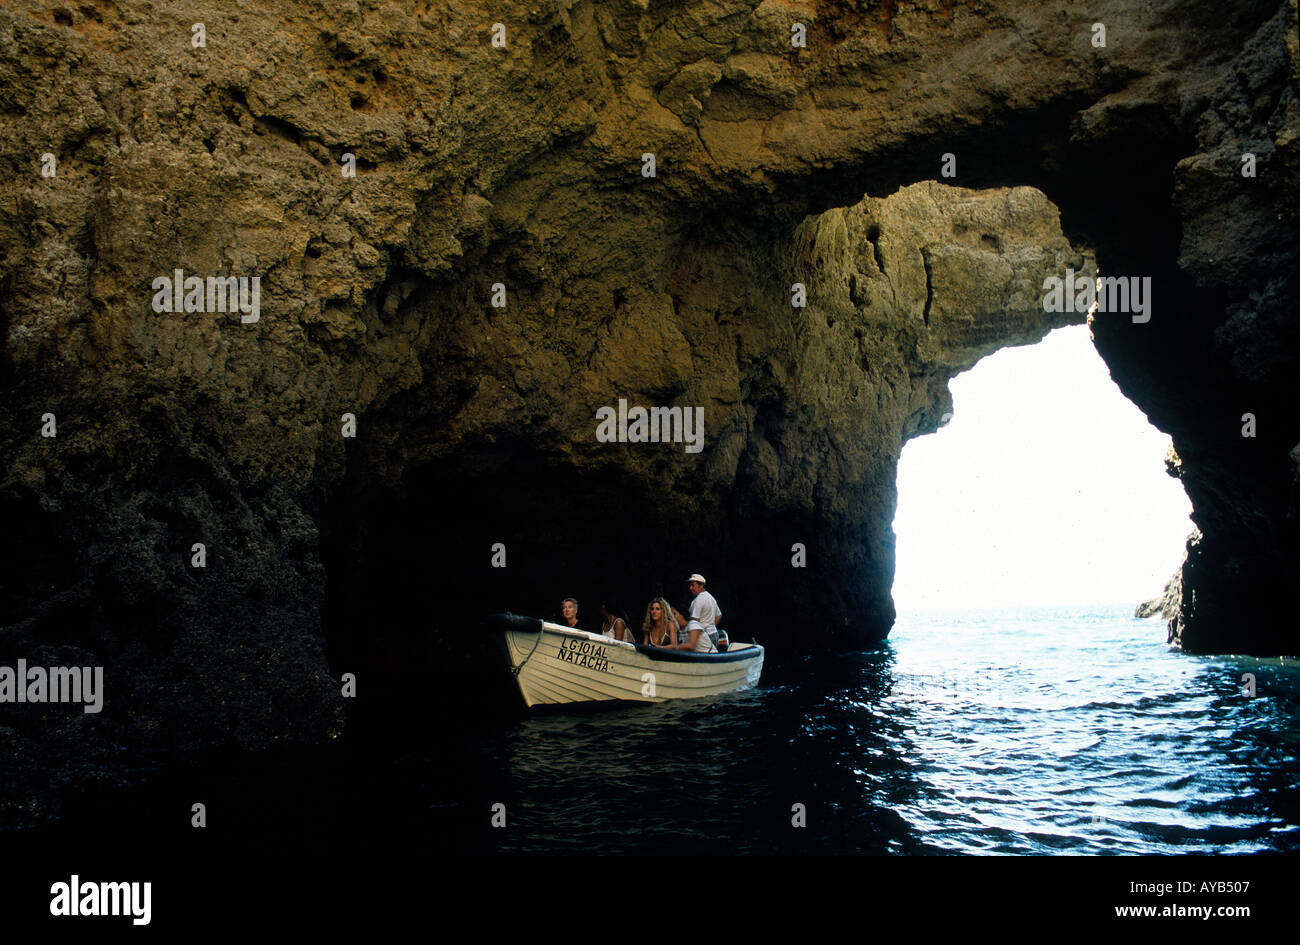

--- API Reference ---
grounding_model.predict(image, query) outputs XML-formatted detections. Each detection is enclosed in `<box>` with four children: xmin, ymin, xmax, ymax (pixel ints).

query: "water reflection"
<box><xmin>11</xmin><ymin>607</ymin><xmax>1293</xmax><ymax>857</ymax></box>
<box><xmin>451</xmin><ymin>607</ymin><xmax>1300</xmax><ymax>854</ymax></box>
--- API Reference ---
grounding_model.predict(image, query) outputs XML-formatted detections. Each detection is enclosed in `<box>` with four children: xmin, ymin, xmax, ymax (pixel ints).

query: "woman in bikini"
<box><xmin>640</xmin><ymin>597</ymin><xmax>686</xmax><ymax>647</ymax></box>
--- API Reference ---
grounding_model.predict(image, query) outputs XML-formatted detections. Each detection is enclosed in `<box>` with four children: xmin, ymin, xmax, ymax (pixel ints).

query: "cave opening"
<box><xmin>892</xmin><ymin>323</ymin><xmax>1193</xmax><ymax>613</ymax></box>
<box><xmin>311</xmin><ymin>17</ymin><xmax>1281</xmax><ymax>729</ymax></box>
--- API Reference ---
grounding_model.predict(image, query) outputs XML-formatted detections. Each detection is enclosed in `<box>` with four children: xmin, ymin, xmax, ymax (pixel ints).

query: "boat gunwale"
<box><xmin>495</xmin><ymin>616</ymin><xmax>764</xmax><ymax>665</ymax></box>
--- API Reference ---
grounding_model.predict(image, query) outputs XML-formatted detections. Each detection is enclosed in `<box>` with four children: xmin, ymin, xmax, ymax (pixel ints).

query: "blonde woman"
<box><xmin>641</xmin><ymin>597</ymin><xmax>686</xmax><ymax>647</ymax></box>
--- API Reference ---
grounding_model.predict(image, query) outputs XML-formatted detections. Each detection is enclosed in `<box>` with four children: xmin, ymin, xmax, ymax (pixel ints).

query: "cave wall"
<box><xmin>319</xmin><ymin>180</ymin><xmax>1087</xmax><ymax>727</ymax></box>
<box><xmin>1</xmin><ymin>0</ymin><xmax>1297</xmax><ymax>821</ymax></box>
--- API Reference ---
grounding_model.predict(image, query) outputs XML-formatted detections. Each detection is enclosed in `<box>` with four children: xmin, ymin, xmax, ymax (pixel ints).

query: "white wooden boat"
<box><xmin>486</xmin><ymin>614</ymin><xmax>764</xmax><ymax>708</ymax></box>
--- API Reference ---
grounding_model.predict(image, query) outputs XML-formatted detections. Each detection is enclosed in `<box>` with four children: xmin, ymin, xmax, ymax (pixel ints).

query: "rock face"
<box><xmin>1136</xmin><ymin>556</ymin><xmax>1184</xmax><ymax>622</ymax></box>
<box><xmin>1</xmin><ymin>0</ymin><xmax>1297</xmax><ymax>821</ymax></box>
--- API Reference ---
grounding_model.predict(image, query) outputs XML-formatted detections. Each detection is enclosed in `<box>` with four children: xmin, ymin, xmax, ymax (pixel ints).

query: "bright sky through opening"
<box><xmin>892</xmin><ymin>324</ymin><xmax>1194</xmax><ymax>611</ymax></box>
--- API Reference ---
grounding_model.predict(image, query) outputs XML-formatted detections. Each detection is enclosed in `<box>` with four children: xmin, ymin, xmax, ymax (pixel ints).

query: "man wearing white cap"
<box><xmin>662</xmin><ymin>573</ymin><xmax>720</xmax><ymax>652</ymax></box>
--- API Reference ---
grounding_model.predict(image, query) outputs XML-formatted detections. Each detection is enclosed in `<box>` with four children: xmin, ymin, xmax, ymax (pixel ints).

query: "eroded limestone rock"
<box><xmin>1</xmin><ymin>0</ymin><xmax>1297</xmax><ymax>823</ymax></box>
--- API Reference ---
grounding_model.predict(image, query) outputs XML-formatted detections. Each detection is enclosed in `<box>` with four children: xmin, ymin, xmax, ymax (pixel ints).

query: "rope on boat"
<box><xmin>510</xmin><ymin>622</ymin><xmax>544</xmax><ymax>676</ymax></box>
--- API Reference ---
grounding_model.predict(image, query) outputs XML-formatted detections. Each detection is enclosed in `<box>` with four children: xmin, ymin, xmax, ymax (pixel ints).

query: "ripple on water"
<box><xmin>446</xmin><ymin>606</ymin><xmax>1300</xmax><ymax>853</ymax></box>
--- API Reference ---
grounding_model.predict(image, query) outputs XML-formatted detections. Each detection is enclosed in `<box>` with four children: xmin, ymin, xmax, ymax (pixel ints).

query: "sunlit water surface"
<box><xmin>457</xmin><ymin>605</ymin><xmax>1300</xmax><ymax>854</ymax></box>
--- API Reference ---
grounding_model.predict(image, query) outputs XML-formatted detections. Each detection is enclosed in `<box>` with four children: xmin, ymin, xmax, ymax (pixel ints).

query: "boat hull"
<box><xmin>487</xmin><ymin>615</ymin><xmax>764</xmax><ymax>708</ymax></box>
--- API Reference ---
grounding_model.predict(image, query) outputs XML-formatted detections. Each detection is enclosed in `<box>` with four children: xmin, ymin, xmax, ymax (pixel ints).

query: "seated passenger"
<box><xmin>599</xmin><ymin>601</ymin><xmax>635</xmax><ymax>643</ymax></box>
<box><xmin>641</xmin><ymin>597</ymin><xmax>685</xmax><ymax>647</ymax></box>
<box><xmin>559</xmin><ymin>597</ymin><xmax>582</xmax><ymax>631</ymax></box>
<box><xmin>662</xmin><ymin>573</ymin><xmax>719</xmax><ymax>652</ymax></box>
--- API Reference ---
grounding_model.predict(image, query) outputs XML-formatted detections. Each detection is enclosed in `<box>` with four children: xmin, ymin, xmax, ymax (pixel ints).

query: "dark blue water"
<box><xmin>14</xmin><ymin>604</ymin><xmax>1297</xmax><ymax>860</ymax></box>
<box><xmin>463</xmin><ymin>604</ymin><xmax>1300</xmax><ymax>854</ymax></box>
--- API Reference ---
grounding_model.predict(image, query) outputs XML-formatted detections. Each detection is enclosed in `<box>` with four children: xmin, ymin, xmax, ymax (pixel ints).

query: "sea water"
<box><xmin>14</xmin><ymin>605</ymin><xmax>1298</xmax><ymax>857</ymax></box>
<box><xmin>462</xmin><ymin>604</ymin><xmax>1300</xmax><ymax>854</ymax></box>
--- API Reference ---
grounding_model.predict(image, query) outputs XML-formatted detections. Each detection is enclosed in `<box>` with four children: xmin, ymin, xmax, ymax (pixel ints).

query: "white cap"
<box><xmin>687</xmin><ymin>573</ymin><xmax>707</xmax><ymax>584</ymax></box>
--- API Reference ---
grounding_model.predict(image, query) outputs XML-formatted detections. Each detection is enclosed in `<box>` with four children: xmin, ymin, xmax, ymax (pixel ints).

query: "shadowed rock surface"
<box><xmin>1</xmin><ymin>0</ymin><xmax>1297</xmax><ymax>824</ymax></box>
<box><xmin>1136</xmin><ymin>552</ymin><xmax>1185</xmax><ymax>622</ymax></box>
